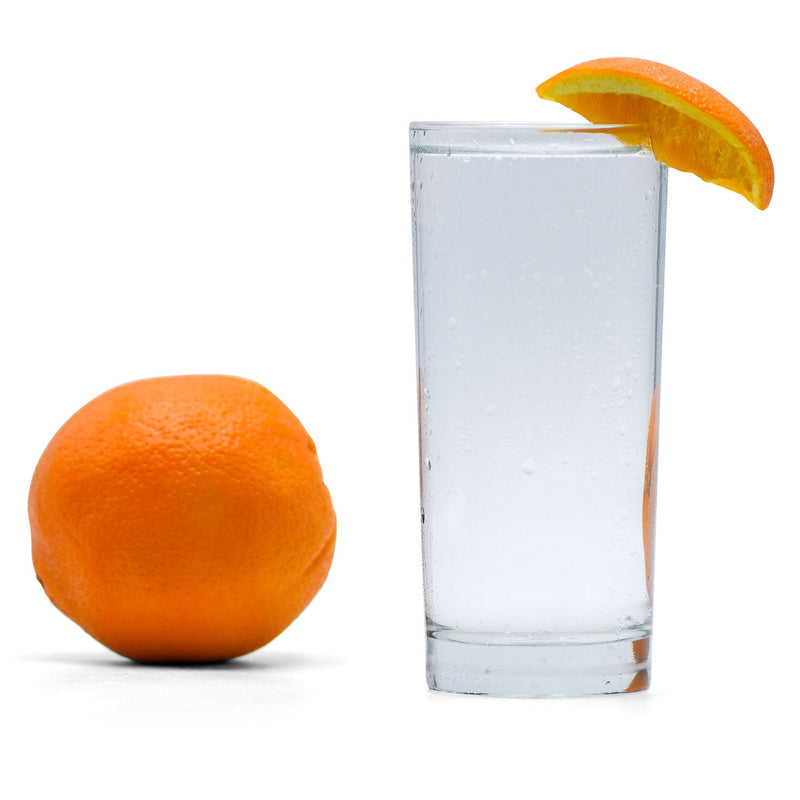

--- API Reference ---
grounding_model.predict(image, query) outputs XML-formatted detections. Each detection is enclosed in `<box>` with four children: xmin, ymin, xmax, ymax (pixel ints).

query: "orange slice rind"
<box><xmin>536</xmin><ymin>57</ymin><xmax>774</xmax><ymax>209</ymax></box>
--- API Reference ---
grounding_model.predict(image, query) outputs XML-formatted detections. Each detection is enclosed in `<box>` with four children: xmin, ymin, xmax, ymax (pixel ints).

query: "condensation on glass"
<box><xmin>410</xmin><ymin>123</ymin><xmax>667</xmax><ymax>697</ymax></box>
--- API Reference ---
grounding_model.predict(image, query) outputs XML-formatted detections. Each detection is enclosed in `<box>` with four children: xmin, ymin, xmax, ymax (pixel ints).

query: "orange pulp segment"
<box><xmin>536</xmin><ymin>57</ymin><xmax>774</xmax><ymax>209</ymax></box>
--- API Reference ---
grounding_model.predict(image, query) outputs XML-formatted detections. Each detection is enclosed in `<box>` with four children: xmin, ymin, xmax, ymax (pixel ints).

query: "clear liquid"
<box><xmin>412</xmin><ymin>143</ymin><xmax>665</xmax><ymax>650</ymax></box>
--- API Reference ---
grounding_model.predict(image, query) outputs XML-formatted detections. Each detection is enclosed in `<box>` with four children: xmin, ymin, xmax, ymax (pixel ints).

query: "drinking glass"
<box><xmin>410</xmin><ymin>123</ymin><xmax>667</xmax><ymax>697</ymax></box>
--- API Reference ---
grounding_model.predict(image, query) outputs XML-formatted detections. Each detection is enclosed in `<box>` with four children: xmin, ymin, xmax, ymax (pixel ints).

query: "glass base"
<box><xmin>426</xmin><ymin>630</ymin><xmax>651</xmax><ymax>698</ymax></box>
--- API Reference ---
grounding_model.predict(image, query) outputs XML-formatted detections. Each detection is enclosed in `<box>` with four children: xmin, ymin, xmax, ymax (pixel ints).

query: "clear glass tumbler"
<box><xmin>410</xmin><ymin>123</ymin><xmax>667</xmax><ymax>697</ymax></box>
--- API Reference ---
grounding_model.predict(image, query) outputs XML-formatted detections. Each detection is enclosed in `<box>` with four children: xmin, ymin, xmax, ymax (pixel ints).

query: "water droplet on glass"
<box><xmin>522</xmin><ymin>458</ymin><xmax>535</xmax><ymax>475</ymax></box>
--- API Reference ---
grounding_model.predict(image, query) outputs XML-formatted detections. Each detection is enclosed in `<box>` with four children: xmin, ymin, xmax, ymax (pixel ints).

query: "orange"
<box><xmin>28</xmin><ymin>374</ymin><xmax>336</xmax><ymax>663</ymax></box>
<box><xmin>625</xmin><ymin>667</ymin><xmax>650</xmax><ymax>694</ymax></box>
<box><xmin>642</xmin><ymin>387</ymin><xmax>659</xmax><ymax>600</ymax></box>
<box><xmin>624</xmin><ymin>389</ymin><xmax>661</xmax><ymax>692</ymax></box>
<box><xmin>537</xmin><ymin>57</ymin><xmax>774</xmax><ymax>209</ymax></box>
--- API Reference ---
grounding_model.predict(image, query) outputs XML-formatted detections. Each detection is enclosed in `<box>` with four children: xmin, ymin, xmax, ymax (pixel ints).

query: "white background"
<box><xmin>1</xmin><ymin>1</ymin><xmax>797</xmax><ymax>797</ymax></box>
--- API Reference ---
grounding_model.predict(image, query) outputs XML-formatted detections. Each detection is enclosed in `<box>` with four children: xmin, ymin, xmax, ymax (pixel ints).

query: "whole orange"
<box><xmin>28</xmin><ymin>374</ymin><xmax>336</xmax><ymax>662</ymax></box>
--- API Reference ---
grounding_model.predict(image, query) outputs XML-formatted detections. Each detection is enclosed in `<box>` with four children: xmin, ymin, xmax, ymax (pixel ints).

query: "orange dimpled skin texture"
<box><xmin>28</xmin><ymin>375</ymin><xmax>336</xmax><ymax>663</ymax></box>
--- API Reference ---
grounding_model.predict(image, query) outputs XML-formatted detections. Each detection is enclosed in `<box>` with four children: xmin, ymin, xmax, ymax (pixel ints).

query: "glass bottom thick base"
<box><xmin>426</xmin><ymin>630</ymin><xmax>651</xmax><ymax>698</ymax></box>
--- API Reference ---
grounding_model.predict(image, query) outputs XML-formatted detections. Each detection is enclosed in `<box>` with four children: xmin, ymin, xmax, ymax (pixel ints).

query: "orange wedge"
<box><xmin>536</xmin><ymin>57</ymin><xmax>774</xmax><ymax>210</ymax></box>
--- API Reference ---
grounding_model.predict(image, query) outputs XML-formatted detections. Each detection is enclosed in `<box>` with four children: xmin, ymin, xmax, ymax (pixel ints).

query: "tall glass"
<box><xmin>410</xmin><ymin>123</ymin><xmax>667</xmax><ymax>697</ymax></box>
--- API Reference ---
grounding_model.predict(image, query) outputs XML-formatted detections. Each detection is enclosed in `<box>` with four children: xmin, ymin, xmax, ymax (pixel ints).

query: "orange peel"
<box><xmin>537</xmin><ymin>57</ymin><xmax>774</xmax><ymax>209</ymax></box>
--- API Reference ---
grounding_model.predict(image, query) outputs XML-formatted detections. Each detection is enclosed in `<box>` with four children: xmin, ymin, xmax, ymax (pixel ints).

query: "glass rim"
<box><xmin>409</xmin><ymin>122</ymin><xmax>650</xmax><ymax>156</ymax></box>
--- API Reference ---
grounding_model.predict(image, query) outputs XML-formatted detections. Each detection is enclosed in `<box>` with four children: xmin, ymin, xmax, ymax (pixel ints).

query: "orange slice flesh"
<box><xmin>536</xmin><ymin>57</ymin><xmax>774</xmax><ymax>209</ymax></box>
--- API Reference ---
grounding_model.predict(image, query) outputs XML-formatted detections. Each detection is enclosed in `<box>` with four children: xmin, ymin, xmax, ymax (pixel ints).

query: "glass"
<box><xmin>410</xmin><ymin>123</ymin><xmax>667</xmax><ymax>697</ymax></box>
